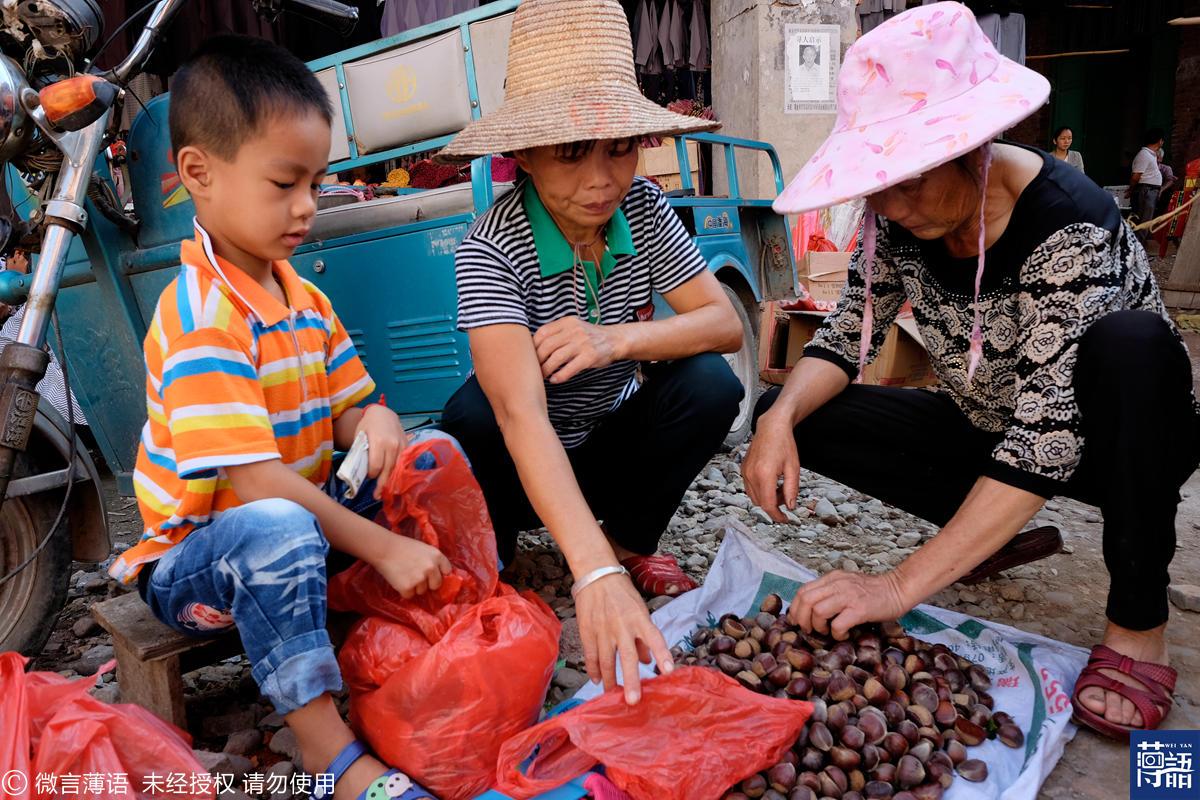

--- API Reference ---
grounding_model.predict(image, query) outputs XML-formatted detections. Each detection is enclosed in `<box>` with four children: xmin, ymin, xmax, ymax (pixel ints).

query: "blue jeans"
<box><xmin>141</xmin><ymin>429</ymin><xmax>460</xmax><ymax>714</ymax></box>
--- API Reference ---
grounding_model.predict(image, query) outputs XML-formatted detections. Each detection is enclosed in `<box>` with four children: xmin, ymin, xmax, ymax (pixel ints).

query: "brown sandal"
<box><xmin>959</xmin><ymin>525</ymin><xmax>1063</xmax><ymax>584</ymax></box>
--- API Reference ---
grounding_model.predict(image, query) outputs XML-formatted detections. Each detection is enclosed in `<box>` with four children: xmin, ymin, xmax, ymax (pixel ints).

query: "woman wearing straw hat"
<box><xmin>743</xmin><ymin>2</ymin><xmax>1194</xmax><ymax>739</ymax></box>
<box><xmin>437</xmin><ymin>0</ymin><xmax>745</xmax><ymax>705</ymax></box>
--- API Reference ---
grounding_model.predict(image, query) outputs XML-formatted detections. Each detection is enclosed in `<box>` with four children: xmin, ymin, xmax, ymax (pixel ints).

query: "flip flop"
<box><xmin>959</xmin><ymin>525</ymin><xmax>1063</xmax><ymax>584</ymax></box>
<box><xmin>312</xmin><ymin>740</ymin><xmax>438</xmax><ymax>800</ymax></box>
<box><xmin>1070</xmin><ymin>644</ymin><xmax>1178</xmax><ymax>741</ymax></box>
<box><xmin>620</xmin><ymin>554</ymin><xmax>698</xmax><ymax>598</ymax></box>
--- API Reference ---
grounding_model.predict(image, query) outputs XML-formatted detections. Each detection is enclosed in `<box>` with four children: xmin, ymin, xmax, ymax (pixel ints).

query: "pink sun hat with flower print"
<box><xmin>773</xmin><ymin>1</ymin><xmax>1050</xmax><ymax>215</ymax></box>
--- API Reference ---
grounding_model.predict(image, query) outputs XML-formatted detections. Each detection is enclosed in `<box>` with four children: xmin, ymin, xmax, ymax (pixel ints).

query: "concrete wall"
<box><xmin>1170</xmin><ymin>25</ymin><xmax>1200</xmax><ymax>178</ymax></box>
<box><xmin>711</xmin><ymin>0</ymin><xmax>857</xmax><ymax>201</ymax></box>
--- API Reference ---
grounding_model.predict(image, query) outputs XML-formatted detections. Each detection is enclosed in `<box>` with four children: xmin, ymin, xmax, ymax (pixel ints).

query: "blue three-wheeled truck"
<box><xmin>0</xmin><ymin>0</ymin><xmax>800</xmax><ymax>660</ymax></box>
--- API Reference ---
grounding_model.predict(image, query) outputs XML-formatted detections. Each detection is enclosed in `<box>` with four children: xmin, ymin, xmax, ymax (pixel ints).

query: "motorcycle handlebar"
<box><xmin>281</xmin><ymin>0</ymin><xmax>360</xmax><ymax>36</ymax></box>
<box><xmin>103</xmin><ymin>0</ymin><xmax>359</xmax><ymax>83</ymax></box>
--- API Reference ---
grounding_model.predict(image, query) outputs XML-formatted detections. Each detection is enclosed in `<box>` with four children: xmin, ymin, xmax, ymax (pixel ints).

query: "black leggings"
<box><xmin>754</xmin><ymin>310</ymin><xmax>1198</xmax><ymax>631</ymax></box>
<box><xmin>441</xmin><ymin>353</ymin><xmax>744</xmax><ymax>564</ymax></box>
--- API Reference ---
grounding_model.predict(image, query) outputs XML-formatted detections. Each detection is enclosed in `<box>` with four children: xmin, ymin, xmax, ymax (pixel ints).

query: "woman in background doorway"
<box><xmin>1051</xmin><ymin>126</ymin><xmax>1085</xmax><ymax>173</ymax></box>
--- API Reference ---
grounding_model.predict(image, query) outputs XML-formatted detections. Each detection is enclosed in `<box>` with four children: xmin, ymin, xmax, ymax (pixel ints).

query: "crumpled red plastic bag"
<box><xmin>329</xmin><ymin>438</ymin><xmax>561</xmax><ymax>800</ymax></box>
<box><xmin>0</xmin><ymin>651</ymin><xmax>211</xmax><ymax>800</ymax></box>
<box><xmin>329</xmin><ymin>437</ymin><xmax>501</xmax><ymax>638</ymax></box>
<box><xmin>495</xmin><ymin>667</ymin><xmax>813</xmax><ymax>800</ymax></box>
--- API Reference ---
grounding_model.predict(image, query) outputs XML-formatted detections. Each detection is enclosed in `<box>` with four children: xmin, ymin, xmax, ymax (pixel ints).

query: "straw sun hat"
<box><xmin>437</xmin><ymin>0</ymin><xmax>719</xmax><ymax>163</ymax></box>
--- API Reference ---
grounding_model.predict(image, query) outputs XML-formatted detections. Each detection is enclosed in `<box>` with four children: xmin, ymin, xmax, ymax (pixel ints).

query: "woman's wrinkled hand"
<box><xmin>788</xmin><ymin>570</ymin><xmax>912</xmax><ymax>641</ymax></box>
<box><xmin>742</xmin><ymin>412</ymin><xmax>801</xmax><ymax>523</ymax></box>
<box><xmin>533</xmin><ymin>316</ymin><xmax>621</xmax><ymax>384</ymax></box>
<box><xmin>574</xmin><ymin>572</ymin><xmax>674</xmax><ymax>705</ymax></box>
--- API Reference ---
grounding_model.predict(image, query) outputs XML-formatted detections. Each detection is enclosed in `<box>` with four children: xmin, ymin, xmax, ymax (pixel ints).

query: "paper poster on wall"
<box><xmin>785</xmin><ymin>24</ymin><xmax>840</xmax><ymax>115</ymax></box>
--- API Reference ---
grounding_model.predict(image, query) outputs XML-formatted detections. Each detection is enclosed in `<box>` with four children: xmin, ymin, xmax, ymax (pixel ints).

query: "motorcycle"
<box><xmin>0</xmin><ymin>0</ymin><xmax>359</xmax><ymax>656</ymax></box>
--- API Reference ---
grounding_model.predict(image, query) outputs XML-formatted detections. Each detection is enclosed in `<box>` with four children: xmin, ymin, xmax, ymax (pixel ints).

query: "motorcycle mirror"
<box><xmin>38</xmin><ymin>75</ymin><xmax>119</xmax><ymax>133</ymax></box>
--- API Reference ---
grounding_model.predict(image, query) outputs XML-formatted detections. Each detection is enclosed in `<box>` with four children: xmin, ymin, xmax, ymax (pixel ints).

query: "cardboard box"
<box><xmin>785</xmin><ymin>311</ymin><xmax>826</xmax><ymax>367</ymax></box>
<box><xmin>758</xmin><ymin>301</ymin><xmax>935</xmax><ymax>389</ymax></box>
<box><xmin>802</xmin><ymin>251</ymin><xmax>851</xmax><ymax>305</ymax></box>
<box><xmin>865</xmin><ymin>316</ymin><xmax>936</xmax><ymax>388</ymax></box>
<box><xmin>637</xmin><ymin>138</ymin><xmax>701</xmax><ymax>191</ymax></box>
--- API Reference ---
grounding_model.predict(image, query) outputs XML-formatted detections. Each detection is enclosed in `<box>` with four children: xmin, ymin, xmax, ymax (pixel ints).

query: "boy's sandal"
<box><xmin>620</xmin><ymin>554</ymin><xmax>698</xmax><ymax>598</ymax></box>
<box><xmin>958</xmin><ymin>525</ymin><xmax>1063</xmax><ymax>584</ymax></box>
<box><xmin>313</xmin><ymin>740</ymin><xmax>438</xmax><ymax>800</ymax></box>
<box><xmin>1070</xmin><ymin>644</ymin><xmax>1178</xmax><ymax>741</ymax></box>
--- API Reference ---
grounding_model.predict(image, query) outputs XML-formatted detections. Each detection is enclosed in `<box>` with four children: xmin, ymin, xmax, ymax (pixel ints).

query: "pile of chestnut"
<box><xmin>668</xmin><ymin>594</ymin><xmax>1023</xmax><ymax>800</ymax></box>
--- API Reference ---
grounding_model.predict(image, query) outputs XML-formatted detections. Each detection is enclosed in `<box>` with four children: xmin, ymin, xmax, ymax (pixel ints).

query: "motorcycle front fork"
<box><xmin>0</xmin><ymin>113</ymin><xmax>110</xmax><ymax>502</ymax></box>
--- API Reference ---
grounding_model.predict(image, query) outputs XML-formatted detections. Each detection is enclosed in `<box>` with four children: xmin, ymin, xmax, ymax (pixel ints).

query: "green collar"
<box><xmin>522</xmin><ymin>182</ymin><xmax>637</xmax><ymax>280</ymax></box>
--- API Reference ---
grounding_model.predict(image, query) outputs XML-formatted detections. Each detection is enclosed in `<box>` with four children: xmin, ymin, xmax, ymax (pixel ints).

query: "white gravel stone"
<box><xmin>267</xmin><ymin>727</ymin><xmax>302</xmax><ymax>764</ymax></box>
<box><xmin>999</xmin><ymin>584</ymin><xmax>1025</xmax><ymax>602</ymax></box>
<box><xmin>223</xmin><ymin>729</ymin><xmax>263</xmax><ymax>756</ymax></box>
<box><xmin>814</xmin><ymin>498</ymin><xmax>841</xmax><ymax>524</ymax></box>
<box><xmin>1168</xmin><ymin>584</ymin><xmax>1200</xmax><ymax>612</ymax></box>
<box><xmin>647</xmin><ymin>595</ymin><xmax>674</xmax><ymax>612</ymax></box>
<box><xmin>72</xmin><ymin>616</ymin><xmax>100</xmax><ymax>638</ymax></box>
<box><xmin>553</xmin><ymin>667</ymin><xmax>588</xmax><ymax>692</ymax></box>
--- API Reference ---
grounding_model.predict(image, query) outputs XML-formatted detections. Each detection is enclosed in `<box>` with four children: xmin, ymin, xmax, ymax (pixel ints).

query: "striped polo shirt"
<box><xmin>109</xmin><ymin>222</ymin><xmax>374</xmax><ymax>584</ymax></box>
<box><xmin>456</xmin><ymin>177</ymin><xmax>707</xmax><ymax>447</ymax></box>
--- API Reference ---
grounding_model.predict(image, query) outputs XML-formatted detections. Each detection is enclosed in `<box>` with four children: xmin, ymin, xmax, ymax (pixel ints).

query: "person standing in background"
<box><xmin>1129</xmin><ymin>128</ymin><xmax>1165</xmax><ymax>242</ymax></box>
<box><xmin>1156</xmin><ymin>148</ymin><xmax>1177</xmax><ymax>217</ymax></box>
<box><xmin>1050</xmin><ymin>126</ymin><xmax>1084</xmax><ymax>173</ymax></box>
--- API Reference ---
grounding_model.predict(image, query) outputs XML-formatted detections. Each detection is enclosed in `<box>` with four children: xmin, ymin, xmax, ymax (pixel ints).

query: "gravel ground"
<box><xmin>28</xmin><ymin>332</ymin><xmax>1200</xmax><ymax>799</ymax></box>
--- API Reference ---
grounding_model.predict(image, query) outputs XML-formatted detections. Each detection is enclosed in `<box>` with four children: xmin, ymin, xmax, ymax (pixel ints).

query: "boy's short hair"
<box><xmin>1143</xmin><ymin>127</ymin><xmax>1165</xmax><ymax>146</ymax></box>
<box><xmin>169</xmin><ymin>34</ymin><xmax>332</xmax><ymax>161</ymax></box>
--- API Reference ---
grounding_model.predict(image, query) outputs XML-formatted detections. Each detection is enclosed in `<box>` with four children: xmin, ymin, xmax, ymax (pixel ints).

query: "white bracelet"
<box><xmin>571</xmin><ymin>565</ymin><xmax>629</xmax><ymax>598</ymax></box>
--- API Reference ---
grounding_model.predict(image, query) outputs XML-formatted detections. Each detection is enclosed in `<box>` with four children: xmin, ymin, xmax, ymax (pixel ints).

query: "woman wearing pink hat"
<box><xmin>744</xmin><ymin>2</ymin><xmax>1192</xmax><ymax>740</ymax></box>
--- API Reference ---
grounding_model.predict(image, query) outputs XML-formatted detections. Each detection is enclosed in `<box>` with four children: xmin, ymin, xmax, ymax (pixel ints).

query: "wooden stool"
<box><xmin>91</xmin><ymin>592</ymin><xmax>243</xmax><ymax>729</ymax></box>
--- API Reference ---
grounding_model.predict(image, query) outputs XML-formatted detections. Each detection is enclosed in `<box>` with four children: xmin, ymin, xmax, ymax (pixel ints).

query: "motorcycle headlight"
<box><xmin>0</xmin><ymin>56</ymin><xmax>33</xmax><ymax>163</ymax></box>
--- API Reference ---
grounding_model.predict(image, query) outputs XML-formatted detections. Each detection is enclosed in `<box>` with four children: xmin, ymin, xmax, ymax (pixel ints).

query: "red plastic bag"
<box><xmin>0</xmin><ymin>652</ymin><xmax>33</xmax><ymax>799</ymax></box>
<box><xmin>807</xmin><ymin>234</ymin><xmax>838</xmax><ymax>253</ymax></box>
<box><xmin>494</xmin><ymin>667</ymin><xmax>813</xmax><ymax>800</ymax></box>
<box><xmin>329</xmin><ymin>439</ymin><xmax>561</xmax><ymax>800</ymax></box>
<box><xmin>329</xmin><ymin>437</ymin><xmax>500</xmax><ymax>638</ymax></box>
<box><xmin>0</xmin><ymin>651</ymin><xmax>211</xmax><ymax>800</ymax></box>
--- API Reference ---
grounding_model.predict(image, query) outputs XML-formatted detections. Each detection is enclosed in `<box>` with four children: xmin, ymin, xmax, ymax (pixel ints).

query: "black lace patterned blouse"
<box><xmin>805</xmin><ymin>144</ymin><xmax>1193</xmax><ymax>497</ymax></box>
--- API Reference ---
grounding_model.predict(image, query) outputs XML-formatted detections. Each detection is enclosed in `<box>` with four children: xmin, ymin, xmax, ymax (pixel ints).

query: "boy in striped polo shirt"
<box><xmin>108</xmin><ymin>36</ymin><xmax>442</xmax><ymax>800</ymax></box>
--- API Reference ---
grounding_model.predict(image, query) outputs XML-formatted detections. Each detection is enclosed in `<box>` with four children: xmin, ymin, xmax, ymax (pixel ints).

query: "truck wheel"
<box><xmin>0</xmin><ymin>493</ymin><xmax>71</xmax><ymax>656</ymax></box>
<box><xmin>721</xmin><ymin>283</ymin><xmax>760</xmax><ymax>448</ymax></box>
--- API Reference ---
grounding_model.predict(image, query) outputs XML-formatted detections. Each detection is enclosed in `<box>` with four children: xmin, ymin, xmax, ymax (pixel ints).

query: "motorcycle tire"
<box><xmin>0</xmin><ymin>491</ymin><xmax>71</xmax><ymax>656</ymax></box>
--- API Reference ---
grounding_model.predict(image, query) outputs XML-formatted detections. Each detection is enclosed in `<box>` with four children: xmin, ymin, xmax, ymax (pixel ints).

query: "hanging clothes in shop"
<box><xmin>634</xmin><ymin>0</ymin><xmax>663</xmax><ymax>74</ymax></box>
<box><xmin>858</xmin><ymin>0</ymin><xmax>907</xmax><ymax>36</ymax></box>
<box><xmin>630</xmin><ymin>0</ymin><xmax>709</xmax><ymax>107</ymax></box>
<box><xmin>381</xmin><ymin>0</ymin><xmax>478</xmax><ymax>38</ymax></box>
<box><xmin>688</xmin><ymin>0</ymin><xmax>709</xmax><ymax>71</ymax></box>
<box><xmin>669</xmin><ymin>0</ymin><xmax>687</xmax><ymax>69</ymax></box>
<box><xmin>658</xmin><ymin>1</ymin><xmax>676</xmax><ymax>69</ymax></box>
<box><xmin>915</xmin><ymin>0</ymin><xmax>1025</xmax><ymax>63</ymax></box>
<box><xmin>973</xmin><ymin>11</ymin><xmax>1025</xmax><ymax>63</ymax></box>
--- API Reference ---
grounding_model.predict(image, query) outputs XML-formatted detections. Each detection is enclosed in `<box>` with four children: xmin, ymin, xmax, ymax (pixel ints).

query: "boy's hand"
<box><xmin>371</xmin><ymin>536</ymin><xmax>453</xmax><ymax>599</ymax></box>
<box><xmin>356</xmin><ymin>404</ymin><xmax>409</xmax><ymax>499</ymax></box>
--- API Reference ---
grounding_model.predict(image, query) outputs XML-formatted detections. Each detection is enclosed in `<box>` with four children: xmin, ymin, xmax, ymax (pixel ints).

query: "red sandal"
<box><xmin>1070</xmin><ymin>644</ymin><xmax>1178</xmax><ymax>741</ymax></box>
<box><xmin>620</xmin><ymin>554</ymin><xmax>699</xmax><ymax>598</ymax></box>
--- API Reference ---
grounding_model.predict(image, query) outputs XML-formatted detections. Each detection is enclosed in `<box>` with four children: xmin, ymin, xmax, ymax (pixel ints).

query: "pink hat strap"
<box><xmin>966</xmin><ymin>143</ymin><xmax>994</xmax><ymax>383</ymax></box>
<box><xmin>857</xmin><ymin>211</ymin><xmax>879</xmax><ymax>382</ymax></box>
